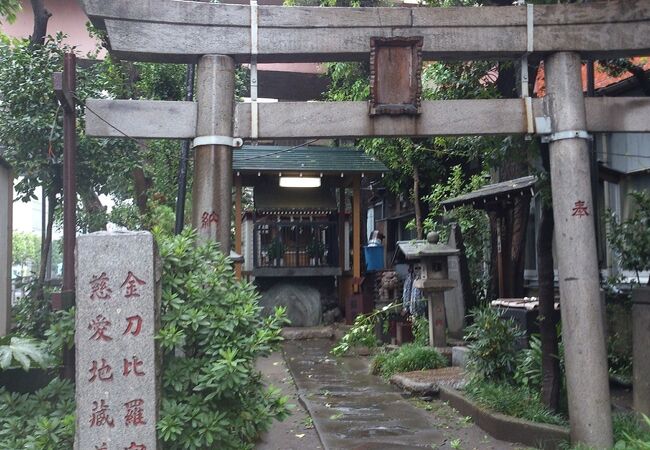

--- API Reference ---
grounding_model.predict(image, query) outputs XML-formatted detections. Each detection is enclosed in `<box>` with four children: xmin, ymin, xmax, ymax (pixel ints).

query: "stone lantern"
<box><xmin>394</xmin><ymin>231</ymin><xmax>458</xmax><ymax>347</ymax></box>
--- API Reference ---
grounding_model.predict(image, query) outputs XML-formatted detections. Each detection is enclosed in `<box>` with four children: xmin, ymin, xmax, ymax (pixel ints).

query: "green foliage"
<box><xmin>0</xmin><ymin>378</ymin><xmax>75</xmax><ymax>449</ymax></box>
<box><xmin>11</xmin><ymin>277</ymin><xmax>53</xmax><ymax>339</ymax></box>
<box><xmin>371</xmin><ymin>344</ymin><xmax>447</xmax><ymax>379</ymax></box>
<box><xmin>464</xmin><ymin>306</ymin><xmax>524</xmax><ymax>382</ymax></box>
<box><xmin>306</xmin><ymin>238</ymin><xmax>325</xmax><ymax>258</ymax></box>
<box><xmin>464</xmin><ymin>380</ymin><xmax>567</xmax><ymax>426</ymax></box>
<box><xmin>11</xmin><ymin>231</ymin><xmax>41</xmax><ymax>274</ymax></box>
<box><xmin>331</xmin><ymin>303</ymin><xmax>399</xmax><ymax>356</ymax></box>
<box><xmin>606</xmin><ymin>191</ymin><xmax>650</xmax><ymax>284</ymax></box>
<box><xmin>267</xmin><ymin>238</ymin><xmax>286</xmax><ymax>261</ymax></box>
<box><xmin>513</xmin><ymin>333</ymin><xmax>565</xmax><ymax>392</ymax></box>
<box><xmin>0</xmin><ymin>336</ymin><xmax>50</xmax><ymax>370</ymax></box>
<box><xmin>423</xmin><ymin>165</ymin><xmax>491</xmax><ymax>302</ymax></box>
<box><xmin>411</xmin><ymin>316</ymin><xmax>430</xmax><ymax>347</ymax></box>
<box><xmin>43</xmin><ymin>308</ymin><xmax>75</xmax><ymax>364</ymax></box>
<box><xmin>613</xmin><ymin>413</ymin><xmax>650</xmax><ymax>449</ymax></box>
<box><xmin>156</xmin><ymin>229</ymin><xmax>290</xmax><ymax>450</ymax></box>
<box><xmin>0</xmin><ymin>0</ymin><xmax>21</xmax><ymax>24</ymax></box>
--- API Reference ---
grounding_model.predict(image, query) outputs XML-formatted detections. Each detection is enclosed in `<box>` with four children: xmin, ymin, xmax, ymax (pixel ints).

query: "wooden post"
<box><xmin>545</xmin><ymin>51</ymin><xmax>612</xmax><ymax>448</ymax></box>
<box><xmin>352</xmin><ymin>176</ymin><xmax>361</xmax><ymax>293</ymax></box>
<box><xmin>428</xmin><ymin>293</ymin><xmax>446</xmax><ymax>347</ymax></box>
<box><xmin>234</xmin><ymin>175</ymin><xmax>242</xmax><ymax>279</ymax></box>
<box><xmin>192</xmin><ymin>55</ymin><xmax>235</xmax><ymax>251</ymax></box>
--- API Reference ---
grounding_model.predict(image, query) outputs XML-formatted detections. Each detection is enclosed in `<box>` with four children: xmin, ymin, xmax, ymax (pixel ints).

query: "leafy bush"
<box><xmin>464</xmin><ymin>380</ymin><xmax>567</xmax><ymax>426</ymax></box>
<box><xmin>11</xmin><ymin>277</ymin><xmax>53</xmax><ymax>339</ymax></box>
<box><xmin>156</xmin><ymin>229</ymin><xmax>290</xmax><ymax>450</ymax></box>
<box><xmin>371</xmin><ymin>344</ymin><xmax>447</xmax><ymax>379</ymax></box>
<box><xmin>0</xmin><ymin>378</ymin><xmax>75</xmax><ymax>449</ymax></box>
<box><xmin>614</xmin><ymin>413</ymin><xmax>650</xmax><ymax>449</ymax></box>
<box><xmin>464</xmin><ymin>306</ymin><xmax>524</xmax><ymax>382</ymax></box>
<box><xmin>514</xmin><ymin>333</ymin><xmax>565</xmax><ymax>391</ymax></box>
<box><xmin>0</xmin><ymin>336</ymin><xmax>51</xmax><ymax>370</ymax></box>
<box><xmin>411</xmin><ymin>315</ymin><xmax>430</xmax><ymax>347</ymax></box>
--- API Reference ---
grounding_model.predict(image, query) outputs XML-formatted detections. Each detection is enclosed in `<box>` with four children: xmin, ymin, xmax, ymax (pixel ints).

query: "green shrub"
<box><xmin>614</xmin><ymin>413</ymin><xmax>650</xmax><ymax>449</ymax></box>
<box><xmin>513</xmin><ymin>333</ymin><xmax>565</xmax><ymax>392</ymax></box>
<box><xmin>464</xmin><ymin>306</ymin><xmax>524</xmax><ymax>382</ymax></box>
<box><xmin>0</xmin><ymin>378</ymin><xmax>75</xmax><ymax>449</ymax></box>
<box><xmin>464</xmin><ymin>380</ymin><xmax>567</xmax><ymax>426</ymax></box>
<box><xmin>371</xmin><ymin>344</ymin><xmax>447</xmax><ymax>379</ymax></box>
<box><xmin>0</xmin><ymin>335</ymin><xmax>51</xmax><ymax>370</ymax></box>
<box><xmin>411</xmin><ymin>316</ymin><xmax>430</xmax><ymax>347</ymax></box>
<box><xmin>156</xmin><ymin>229</ymin><xmax>290</xmax><ymax>450</ymax></box>
<box><xmin>331</xmin><ymin>303</ymin><xmax>399</xmax><ymax>356</ymax></box>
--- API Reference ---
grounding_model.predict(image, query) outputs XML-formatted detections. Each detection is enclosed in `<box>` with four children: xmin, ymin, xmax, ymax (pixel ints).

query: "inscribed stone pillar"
<box><xmin>444</xmin><ymin>224</ymin><xmax>467</xmax><ymax>338</ymax></box>
<box><xmin>75</xmin><ymin>231</ymin><xmax>161</xmax><ymax>450</ymax></box>
<box><xmin>633</xmin><ymin>287</ymin><xmax>650</xmax><ymax>416</ymax></box>
<box><xmin>545</xmin><ymin>52</ymin><xmax>612</xmax><ymax>447</ymax></box>
<box><xmin>192</xmin><ymin>55</ymin><xmax>235</xmax><ymax>251</ymax></box>
<box><xmin>0</xmin><ymin>158</ymin><xmax>11</xmax><ymax>336</ymax></box>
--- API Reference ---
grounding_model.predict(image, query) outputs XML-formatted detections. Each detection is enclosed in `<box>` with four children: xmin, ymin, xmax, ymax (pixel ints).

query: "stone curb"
<box><xmin>439</xmin><ymin>386</ymin><xmax>570</xmax><ymax>450</ymax></box>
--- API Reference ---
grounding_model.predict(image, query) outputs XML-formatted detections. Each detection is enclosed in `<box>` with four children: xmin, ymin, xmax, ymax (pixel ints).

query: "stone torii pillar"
<box><xmin>545</xmin><ymin>52</ymin><xmax>612</xmax><ymax>448</ymax></box>
<box><xmin>192</xmin><ymin>55</ymin><xmax>236</xmax><ymax>251</ymax></box>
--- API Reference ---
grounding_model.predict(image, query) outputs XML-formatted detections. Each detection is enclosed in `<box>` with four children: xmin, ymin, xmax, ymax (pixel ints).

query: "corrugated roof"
<box><xmin>441</xmin><ymin>175</ymin><xmax>537</xmax><ymax>211</ymax></box>
<box><xmin>233</xmin><ymin>145</ymin><xmax>388</xmax><ymax>174</ymax></box>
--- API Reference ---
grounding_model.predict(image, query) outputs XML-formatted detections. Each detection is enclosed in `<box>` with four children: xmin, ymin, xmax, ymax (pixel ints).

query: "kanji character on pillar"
<box><xmin>88</xmin><ymin>315</ymin><xmax>113</xmax><ymax>341</ymax></box>
<box><xmin>201</xmin><ymin>211</ymin><xmax>219</xmax><ymax>229</ymax></box>
<box><xmin>124</xmin><ymin>399</ymin><xmax>147</xmax><ymax>426</ymax></box>
<box><xmin>95</xmin><ymin>443</ymin><xmax>108</xmax><ymax>450</ymax></box>
<box><xmin>124</xmin><ymin>443</ymin><xmax>146</xmax><ymax>450</ymax></box>
<box><xmin>90</xmin><ymin>399</ymin><xmax>115</xmax><ymax>428</ymax></box>
<box><xmin>572</xmin><ymin>200</ymin><xmax>590</xmax><ymax>217</ymax></box>
<box><xmin>90</xmin><ymin>272</ymin><xmax>112</xmax><ymax>300</ymax></box>
<box><xmin>123</xmin><ymin>315</ymin><xmax>143</xmax><ymax>336</ymax></box>
<box><xmin>123</xmin><ymin>356</ymin><xmax>145</xmax><ymax>377</ymax></box>
<box><xmin>121</xmin><ymin>271</ymin><xmax>146</xmax><ymax>298</ymax></box>
<box><xmin>88</xmin><ymin>358</ymin><xmax>113</xmax><ymax>382</ymax></box>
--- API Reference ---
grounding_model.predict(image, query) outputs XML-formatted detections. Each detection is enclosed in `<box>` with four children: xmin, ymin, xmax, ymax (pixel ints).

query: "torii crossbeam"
<box><xmin>78</xmin><ymin>0</ymin><xmax>650</xmax><ymax>447</ymax></box>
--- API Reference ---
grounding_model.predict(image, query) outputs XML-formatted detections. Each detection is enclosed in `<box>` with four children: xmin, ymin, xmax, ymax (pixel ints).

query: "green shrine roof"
<box><xmin>233</xmin><ymin>145</ymin><xmax>388</xmax><ymax>175</ymax></box>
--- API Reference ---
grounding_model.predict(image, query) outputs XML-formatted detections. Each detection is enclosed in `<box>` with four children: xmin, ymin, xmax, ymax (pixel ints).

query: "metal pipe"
<box><xmin>62</xmin><ymin>52</ymin><xmax>76</xmax><ymax>295</ymax></box>
<box><xmin>174</xmin><ymin>63</ymin><xmax>195</xmax><ymax>235</ymax></box>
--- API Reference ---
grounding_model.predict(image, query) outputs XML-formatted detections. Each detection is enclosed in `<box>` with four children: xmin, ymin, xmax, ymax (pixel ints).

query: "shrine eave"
<box><xmin>441</xmin><ymin>175</ymin><xmax>537</xmax><ymax>212</ymax></box>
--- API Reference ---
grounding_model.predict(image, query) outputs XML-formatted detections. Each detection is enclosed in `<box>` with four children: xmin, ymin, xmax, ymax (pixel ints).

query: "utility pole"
<box><xmin>545</xmin><ymin>51</ymin><xmax>613</xmax><ymax>448</ymax></box>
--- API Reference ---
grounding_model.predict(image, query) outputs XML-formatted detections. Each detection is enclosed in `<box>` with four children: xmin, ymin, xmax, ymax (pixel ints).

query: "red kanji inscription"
<box><xmin>90</xmin><ymin>272</ymin><xmax>112</xmax><ymax>300</ymax></box>
<box><xmin>201</xmin><ymin>211</ymin><xmax>219</xmax><ymax>229</ymax></box>
<box><xmin>88</xmin><ymin>358</ymin><xmax>113</xmax><ymax>382</ymax></box>
<box><xmin>121</xmin><ymin>271</ymin><xmax>146</xmax><ymax>298</ymax></box>
<box><xmin>572</xmin><ymin>200</ymin><xmax>590</xmax><ymax>217</ymax></box>
<box><xmin>123</xmin><ymin>356</ymin><xmax>145</xmax><ymax>377</ymax></box>
<box><xmin>124</xmin><ymin>399</ymin><xmax>147</xmax><ymax>426</ymax></box>
<box><xmin>90</xmin><ymin>399</ymin><xmax>115</xmax><ymax>428</ymax></box>
<box><xmin>95</xmin><ymin>443</ymin><xmax>108</xmax><ymax>450</ymax></box>
<box><xmin>123</xmin><ymin>315</ymin><xmax>143</xmax><ymax>336</ymax></box>
<box><xmin>124</xmin><ymin>443</ymin><xmax>147</xmax><ymax>450</ymax></box>
<box><xmin>88</xmin><ymin>315</ymin><xmax>113</xmax><ymax>341</ymax></box>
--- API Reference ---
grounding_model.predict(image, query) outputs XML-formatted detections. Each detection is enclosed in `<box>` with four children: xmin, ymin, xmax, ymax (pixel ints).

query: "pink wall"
<box><xmin>1</xmin><ymin>0</ymin><xmax>99</xmax><ymax>55</ymax></box>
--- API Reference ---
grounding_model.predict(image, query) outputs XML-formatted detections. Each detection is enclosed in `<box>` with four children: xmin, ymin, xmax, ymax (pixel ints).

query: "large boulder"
<box><xmin>260</xmin><ymin>282</ymin><xmax>322</xmax><ymax>327</ymax></box>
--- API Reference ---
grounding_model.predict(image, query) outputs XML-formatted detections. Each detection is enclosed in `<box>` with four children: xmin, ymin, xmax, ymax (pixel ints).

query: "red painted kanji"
<box><xmin>124</xmin><ymin>399</ymin><xmax>147</xmax><ymax>426</ymax></box>
<box><xmin>121</xmin><ymin>271</ymin><xmax>146</xmax><ymax>298</ymax></box>
<box><xmin>95</xmin><ymin>443</ymin><xmax>108</xmax><ymax>450</ymax></box>
<box><xmin>90</xmin><ymin>399</ymin><xmax>115</xmax><ymax>428</ymax></box>
<box><xmin>88</xmin><ymin>315</ymin><xmax>113</xmax><ymax>341</ymax></box>
<box><xmin>124</xmin><ymin>443</ymin><xmax>146</xmax><ymax>450</ymax></box>
<box><xmin>572</xmin><ymin>200</ymin><xmax>590</xmax><ymax>217</ymax></box>
<box><xmin>201</xmin><ymin>211</ymin><xmax>219</xmax><ymax>229</ymax></box>
<box><xmin>123</xmin><ymin>315</ymin><xmax>143</xmax><ymax>336</ymax></box>
<box><xmin>89</xmin><ymin>358</ymin><xmax>113</xmax><ymax>382</ymax></box>
<box><xmin>123</xmin><ymin>356</ymin><xmax>145</xmax><ymax>377</ymax></box>
<box><xmin>89</xmin><ymin>272</ymin><xmax>112</xmax><ymax>300</ymax></box>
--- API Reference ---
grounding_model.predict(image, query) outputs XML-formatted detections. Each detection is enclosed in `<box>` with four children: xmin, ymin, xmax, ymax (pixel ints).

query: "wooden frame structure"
<box><xmin>78</xmin><ymin>0</ymin><xmax>650</xmax><ymax>445</ymax></box>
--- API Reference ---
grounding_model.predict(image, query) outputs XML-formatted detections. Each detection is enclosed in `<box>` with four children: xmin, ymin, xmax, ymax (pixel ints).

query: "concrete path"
<box><xmin>283</xmin><ymin>339</ymin><xmax>524</xmax><ymax>450</ymax></box>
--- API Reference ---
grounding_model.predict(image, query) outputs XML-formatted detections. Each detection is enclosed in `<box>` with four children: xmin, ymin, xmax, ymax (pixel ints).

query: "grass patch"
<box><xmin>371</xmin><ymin>344</ymin><xmax>447</xmax><ymax>379</ymax></box>
<box><xmin>464</xmin><ymin>380</ymin><xmax>567</xmax><ymax>427</ymax></box>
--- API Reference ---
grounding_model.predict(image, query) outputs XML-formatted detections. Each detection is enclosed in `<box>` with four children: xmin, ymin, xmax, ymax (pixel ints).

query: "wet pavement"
<box><xmin>283</xmin><ymin>339</ymin><xmax>524</xmax><ymax>450</ymax></box>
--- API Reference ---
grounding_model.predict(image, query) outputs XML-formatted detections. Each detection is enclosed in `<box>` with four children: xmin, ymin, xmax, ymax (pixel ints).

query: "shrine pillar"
<box><xmin>192</xmin><ymin>55</ymin><xmax>235</xmax><ymax>251</ymax></box>
<box><xmin>545</xmin><ymin>52</ymin><xmax>612</xmax><ymax>448</ymax></box>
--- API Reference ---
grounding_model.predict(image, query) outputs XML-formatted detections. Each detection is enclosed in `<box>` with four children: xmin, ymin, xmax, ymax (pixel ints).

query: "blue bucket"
<box><xmin>364</xmin><ymin>245</ymin><xmax>385</xmax><ymax>271</ymax></box>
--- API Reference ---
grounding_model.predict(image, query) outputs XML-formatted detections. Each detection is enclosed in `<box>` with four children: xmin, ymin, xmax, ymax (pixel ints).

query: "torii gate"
<box><xmin>79</xmin><ymin>0</ymin><xmax>650</xmax><ymax>446</ymax></box>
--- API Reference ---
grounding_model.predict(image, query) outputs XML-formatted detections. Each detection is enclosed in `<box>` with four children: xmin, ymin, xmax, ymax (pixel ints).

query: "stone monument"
<box><xmin>75</xmin><ymin>232</ymin><xmax>161</xmax><ymax>450</ymax></box>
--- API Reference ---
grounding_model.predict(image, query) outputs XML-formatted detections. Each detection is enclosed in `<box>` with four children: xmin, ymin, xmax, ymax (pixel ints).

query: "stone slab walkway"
<box><xmin>282</xmin><ymin>338</ymin><xmax>526</xmax><ymax>450</ymax></box>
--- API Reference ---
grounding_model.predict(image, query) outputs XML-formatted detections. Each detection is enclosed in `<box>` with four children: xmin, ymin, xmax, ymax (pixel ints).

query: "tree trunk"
<box><xmin>35</xmin><ymin>190</ymin><xmax>56</xmax><ymax>302</ymax></box>
<box><xmin>413</xmin><ymin>166</ymin><xmax>423</xmax><ymax>240</ymax></box>
<box><xmin>538</xmin><ymin>143</ymin><xmax>561</xmax><ymax>412</ymax></box>
<box><xmin>81</xmin><ymin>189</ymin><xmax>107</xmax><ymax>232</ymax></box>
<box><xmin>132</xmin><ymin>167</ymin><xmax>152</xmax><ymax>216</ymax></box>
<box><xmin>29</xmin><ymin>0</ymin><xmax>51</xmax><ymax>47</ymax></box>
